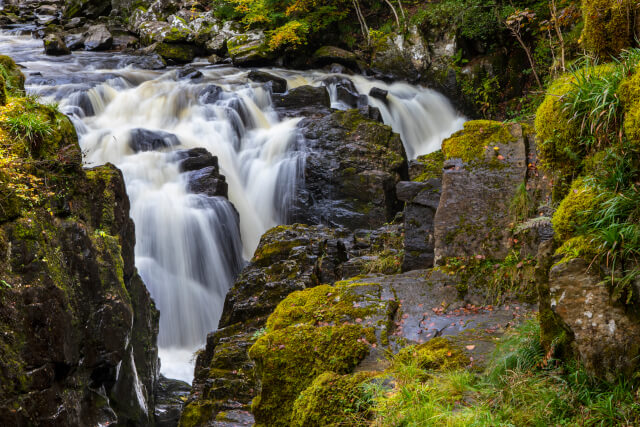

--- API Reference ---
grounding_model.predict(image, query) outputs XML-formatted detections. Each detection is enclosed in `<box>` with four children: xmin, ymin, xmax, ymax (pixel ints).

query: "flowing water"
<box><xmin>0</xmin><ymin>28</ymin><xmax>464</xmax><ymax>382</ymax></box>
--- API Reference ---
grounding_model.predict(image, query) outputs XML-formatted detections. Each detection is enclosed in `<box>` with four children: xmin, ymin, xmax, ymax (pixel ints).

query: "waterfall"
<box><xmin>1</xmin><ymin>29</ymin><xmax>464</xmax><ymax>383</ymax></box>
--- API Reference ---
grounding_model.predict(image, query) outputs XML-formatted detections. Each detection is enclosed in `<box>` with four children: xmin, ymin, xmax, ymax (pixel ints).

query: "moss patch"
<box><xmin>249</xmin><ymin>324</ymin><xmax>375</xmax><ymax>426</ymax></box>
<box><xmin>441</xmin><ymin>120</ymin><xmax>515</xmax><ymax>163</ymax></box>
<box><xmin>582</xmin><ymin>0</ymin><xmax>637</xmax><ymax>58</ymax></box>
<box><xmin>393</xmin><ymin>337</ymin><xmax>470</xmax><ymax>372</ymax></box>
<box><xmin>291</xmin><ymin>371</ymin><xmax>377</xmax><ymax>427</ymax></box>
<box><xmin>551</xmin><ymin>178</ymin><xmax>603</xmax><ymax>241</ymax></box>
<box><xmin>413</xmin><ymin>149</ymin><xmax>444</xmax><ymax>182</ymax></box>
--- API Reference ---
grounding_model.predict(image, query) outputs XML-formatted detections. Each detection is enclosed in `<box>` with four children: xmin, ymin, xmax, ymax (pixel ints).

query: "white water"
<box><xmin>0</xmin><ymin>29</ymin><xmax>464</xmax><ymax>383</ymax></box>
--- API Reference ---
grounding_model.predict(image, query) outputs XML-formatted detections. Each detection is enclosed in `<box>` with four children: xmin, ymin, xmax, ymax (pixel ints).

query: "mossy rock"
<box><xmin>154</xmin><ymin>42</ymin><xmax>197</xmax><ymax>63</ymax></box>
<box><xmin>249</xmin><ymin>324</ymin><xmax>375</xmax><ymax>426</ymax></box>
<box><xmin>290</xmin><ymin>371</ymin><xmax>377</xmax><ymax>427</ymax></box>
<box><xmin>412</xmin><ymin>149</ymin><xmax>444</xmax><ymax>182</ymax></box>
<box><xmin>582</xmin><ymin>0</ymin><xmax>637</xmax><ymax>58</ymax></box>
<box><xmin>441</xmin><ymin>120</ymin><xmax>515</xmax><ymax>163</ymax></box>
<box><xmin>266</xmin><ymin>283</ymin><xmax>393</xmax><ymax>331</ymax></box>
<box><xmin>619</xmin><ymin>69</ymin><xmax>640</xmax><ymax>145</ymax></box>
<box><xmin>393</xmin><ymin>337</ymin><xmax>469</xmax><ymax>371</ymax></box>
<box><xmin>0</xmin><ymin>55</ymin><xmax>26</xmax><ymax>94</ymax></box>
<box><xmin>551</xmin><ymin>178</ymin><xmax>604</xmax><ymax>241</ymax></box>
<box><xmin>554</xmin><ymin>235</ymin><xmax>600</xmax><ymax>265</ymax></box>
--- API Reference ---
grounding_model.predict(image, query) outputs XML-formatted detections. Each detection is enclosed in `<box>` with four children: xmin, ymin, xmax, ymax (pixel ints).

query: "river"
<box><xmin>0</xmin><ymin>27</ymin><xmax>464</xmax><ymax>382</ymax></box>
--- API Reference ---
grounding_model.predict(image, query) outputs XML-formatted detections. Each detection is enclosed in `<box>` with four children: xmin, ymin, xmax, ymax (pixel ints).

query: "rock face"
<box><xmin>433</xmin><ymin>121</ymin><xmax>532</xmax><ymax>263</ymax></box>
<box><xmin>547</xmin><ymin>258</ymin><xmax>640</xmax><ymax>380</ymax></box>
<box><xmin>397</xmin><ymin>179</ymin><xmax>441</xmax><ymax>271</ymax></box>
<box><xmin>291</xmin><ymin>109</ymin><xmax>408</xmax><ymax>230</ymax></box>
<box><xmin>248</xmin><ymin>70</ymin><xmax>287</xmax><ymax>94</ymax></box>
<box><xmin>180</xmin><ymin>222</ymin><xmax>405</xmax><ymax>426</ymax></box>
<box><xmin>0</xmin><ymin>57</ymin><xmax>159</xmax><ymax>426</ymax></box>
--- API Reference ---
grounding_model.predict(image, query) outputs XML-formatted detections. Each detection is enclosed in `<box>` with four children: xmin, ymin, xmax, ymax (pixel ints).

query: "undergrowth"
<box><xmin>367</xmin><ymin>319</ymin><xmax>640</xmax><ymax>426</ymax></box>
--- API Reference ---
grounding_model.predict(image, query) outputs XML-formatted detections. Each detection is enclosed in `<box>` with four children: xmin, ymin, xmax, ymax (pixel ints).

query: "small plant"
<box><xmin>4</xmin><ymin>112</ymin><xmax>53</xmax><ymax>144</ymax></box>
<box><xmin>509</xmin><ymin>182</ymin><xmax>533</xmax><ymax>222</ymax></box>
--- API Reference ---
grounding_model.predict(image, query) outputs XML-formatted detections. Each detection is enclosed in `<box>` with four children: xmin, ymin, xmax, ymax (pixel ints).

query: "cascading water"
<box><xmin>0</xmin><ymin>29</ymin><xmax>464</xmax><ymax>382</ymax></box>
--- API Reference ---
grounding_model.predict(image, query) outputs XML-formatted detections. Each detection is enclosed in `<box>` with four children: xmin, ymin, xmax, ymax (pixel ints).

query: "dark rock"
<box><xmin>312</xmin><ymin>46</ymin><xmax>358</xmax><ymax>70</ymax></box>
<box><xmin>322</xmin><ymin>76</ymin><xmax>364</xmax><ymax>108</ymax></box>
<box><xmin>172</xmin><ymin>148</ymin><xmax>228</xmax><ymax>198</ymax></box>
<box><xmin>271</xmin><ymin>85</ymin><xmax>331</xmax><ymax>118</ymax></box>
<box><xmin>291</xmin><ymin>109</ymin><xmax>408</xmax><ymax>230</ymax></box>
<box><xmin>64</xmin><ymin>17</ymin><xmax>85</xmax><ymax>30</ymax></box>
<box><xmin>129</xmin><ymin>128</ymin><xmax>180</xmax><ymax>152</ymax></box>
<box><xmin>84</xmin><ymin>24</ymin><xmax>113</xmax><ymax>51</ymax></box>
<box><xmin>64</xmin><ymin>0</ymin><xmax>112</xmax><ymax>19</ymax></box>
<box><xmin>176</xmin><ymin>67</ymin><xmax>203</xmax><ymax>80</ymax></box>
<box><xmin>200</xmin><ymin>85</ymin><xmax>223</xmax><ymax>104</ymax></box>
<box><xmin>43</xmin><ymin>33</ymin><xmax>71</xmax><ymax>56</ymax></box>
<box><xmin>0</xmin><ymin>162</ymin><xmax>159</xmax><ymax>426</ymax></box>
<box><xmin>358</xmin><ymin>105</ymin><xmax>382</xmax><ymax>122</ymax></box>
<box><xmin>154</xmin><ymin>375</ymin><xmax>191</xmax><ymax>427</ymax></box>
<box><xmin>397</xmin><ymin>179</ymin><xmax>442</xmax><ymax>271</ymax></box>
<box><xmin>369</xmin><ymin>87</ymin><xmax>388</xmax><ymax>103</ymax></box>
<box><xmin>248</xmin><ymin>70</ymin><xmax>287</xmax><ymax>94</ymax></box>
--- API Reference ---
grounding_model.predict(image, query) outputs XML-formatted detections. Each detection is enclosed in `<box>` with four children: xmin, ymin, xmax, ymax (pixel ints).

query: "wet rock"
<box><xmin>369</xmin><ymin>86</ymin><xmax>388</xmax><ymax>103</ymax></box>
<box><xmin>154</xmin><ymin>375</ymin><xmax>191</xmax><ymax>427</ymax></box>
<box><xmin>120</xmin><ymin>53</ymin><xmax>167</xmax><ymax>70</ymax></box>
<box><xmin>84</xmin><ymin>24</ymin><xmax>113</xmax><ymax>51</ymax></box>
<box><xmin>322</xmin><ymin>75</ymin><xmax>364</xmax><ymax>108</ymax></box>
<box><xmin>547</xmin><ymin>258</ymin><xmax>640</xmax><ymax>381</ymax></box>
<box><xmin>248</xmin><ymin>70</ymin><xmax>287</xmax><ymax>94</ymax></box>
<box><xmin>271</xmin><ymin>84</ymin><xmax>331</xmax><ymax>118</ymax></box>
<box><xmin>291</xmin><ymin>109</ymin><xmax>407</xmax><ymax>230</ymax></box>
<box><xmin>172</xmin><ymin>148</ymin><xmax>229</xmax><ymax>198</ymax></box>
<box><xmin>43</xmin><ymin>33</ymin><xmax>71</xmax><ymax>56</ymax></box>
<box><xmin>176</xmin><ymin>67</ymin><xmax>203</xmax><ymax>80</ymax></box>
<box><xmin>65</xmin><ymin>32</ymin><xmax>85</xmax><ymax>50</ymax></box>
<box><xmin>397</xmin><ymin>179</ymin><xmax>441</xmax><ymax>271</ymax></box>
<box><xmin>199</xmin><ymin>84</ymin><xmax>223</xmax><ymax>104</ymax></box>
<box><xmin>370</xmin><ymin>35</ymin><xmax>420</xmax><ymax>82</ymax></box>
<box><xmin>129</xmin><ymin>128</ymin><xmax>180</xmax><ymax>152</ymax></box>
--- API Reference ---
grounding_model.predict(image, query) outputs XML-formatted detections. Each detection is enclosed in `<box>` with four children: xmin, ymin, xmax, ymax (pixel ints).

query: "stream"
<box><xmin>0</xmin><ymin>27</ymin><xmax>464</xmax><ymax>383</ymax></box>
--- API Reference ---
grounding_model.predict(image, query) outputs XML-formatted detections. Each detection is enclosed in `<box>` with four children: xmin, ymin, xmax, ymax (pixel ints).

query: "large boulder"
<box><xmin>43</xmin><ymin>33</ymin><xmax>71</xmax><ymax>56</ymax></box>
<box><xmin>545</xmin><ymin>257</ymin><xmax>640</xmax><ymax>381</ymax></box>
<box><xmin>248</xmin><ymin>70</ymin><xmax>287</xmax><ymax>94</ymax></box>
<box><xmin>83</xmin><ymin>24</ymin><xmax>113</xmax><ymax>51</ymax></box>
<box><xmin>227</xmin><ymin>31</ymin><xmax>274</xmax><ymax>66</ymax></box>
<box><xmin>171</xmin><ymin>147</ymin><xmax>229</xmax><ymax>198</ymax></box>
<box><xmin>291</xmin><ymin>109</ymin><xmax>408</xmax><ymax>230</ymax></box>
<box><xmin>433</xmin><ymin>121</ymin><xmax>532</xmax><ymax>263</ymax></box>
<box><xmin>128</xmin><ymin>128</ymin><xmax>180</xmax><ymax>152</ymax></box>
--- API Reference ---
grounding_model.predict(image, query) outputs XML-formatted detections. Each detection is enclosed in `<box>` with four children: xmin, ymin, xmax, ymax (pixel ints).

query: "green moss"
<box><xmin>249</xmin><ymin>324</ymin><xmax>374</xmax><ymax>426</ymax></box>
<box><xmin>394</xmin><ymin>337</ymin><xmax>470</xmax><ymax>372</ymax></box>
<box><xmin>619</xmin><ymin>70</ymin><xmax>640</xmax><ymax>145</ymax></box>
<box><xmin>154</xmin><ymin>42</ymin><xmax>196</xmax><ymax>63</ymax></box>
<box><xmin>534</xmin><ymin>76</ymin><xmax>580</xmax><ymax>176</ymax></box>
<box><xmin>414</xmin><ymin>150</ymin><xmax>444</xmax><ymax>182</ymax></box>
<box><xmin>0</xmin><ymin>55</ymin><xmax>26</xmax><ymax>94</ymax></box>
<box><xmin>441</xmin><ymin>120</ymin><xmax>515</xmax><ymax>163</ymax></box>
<box><xmin>551</xmin><ymin>178</ymin><xmax>603</xmax><ymax>241</ymax></box>
<box><xmin>554</xmin><ymin>235</ymin><xmax>600</xmax><ymax>265</ymax></box>
<box><xmin>266</xmin><ymin>283</ymin><xmax>386</xmax><ymax>331</ymax></box>
<box><xmin>291</xmin><ymin>371</ymin><xmax>376</xmax><ymax>427</ymax></box>
<box><xmin>178</xmin><ymin>402</ymin><xmax>215</xmax><ymax>427</ymax></box>
<box><xmin>582</xmin><ymin>0</ymin><xmax>637</xmax><ymax>58</ymax></box>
